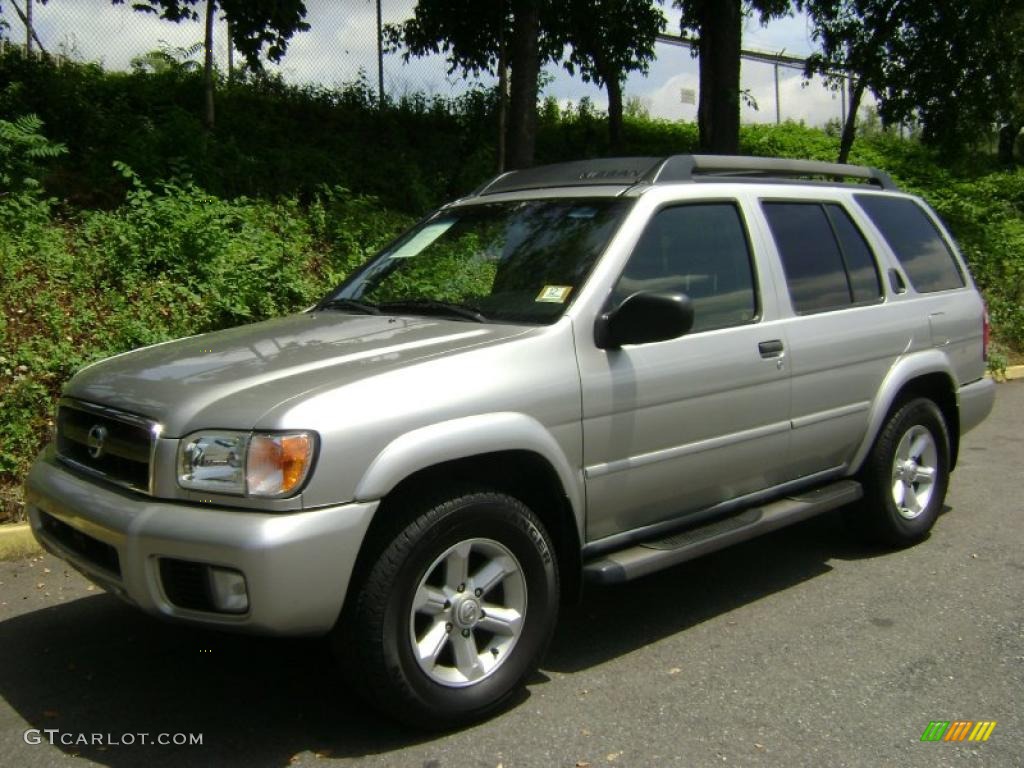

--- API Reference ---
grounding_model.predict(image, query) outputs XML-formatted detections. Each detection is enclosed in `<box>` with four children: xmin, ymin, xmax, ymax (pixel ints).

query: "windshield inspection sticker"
<box><xmin>536</xmin><ymin>285</ymin><xmax>573</xmax><ymax>303</ymax></box>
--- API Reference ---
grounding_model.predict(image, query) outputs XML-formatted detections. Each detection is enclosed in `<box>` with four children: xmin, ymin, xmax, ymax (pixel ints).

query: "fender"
<box><xmin>353</xmin><ymin>412</ymin><xmax>584</xmax><ymax>529</ymax></box>
<box><xmin>847</xmin><ymin>348</ymin><xmax>958</xmax><ymax>473</ymax></box>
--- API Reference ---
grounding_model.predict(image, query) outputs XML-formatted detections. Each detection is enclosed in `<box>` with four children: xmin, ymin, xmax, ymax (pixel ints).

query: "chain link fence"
<box><xmin>0</xmin><ymin>0</ymin><xmax>869</xmax><ymax>127</ymax></box>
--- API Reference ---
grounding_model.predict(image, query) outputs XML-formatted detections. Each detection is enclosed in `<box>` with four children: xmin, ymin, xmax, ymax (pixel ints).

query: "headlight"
<box><xmin>178</xmin><ymin>432</ymin><xmax>248</xmax><ymax>494</ymax></box>
<box><xmin>178</xmin><ymin>430</ymin><xmax>317</xmax><ymax>497</ymax></box>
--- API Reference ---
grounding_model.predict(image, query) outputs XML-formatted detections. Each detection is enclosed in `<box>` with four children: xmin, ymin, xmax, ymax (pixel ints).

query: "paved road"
<box><xmin>0</xmin><ymin>384</ymin><xmax>1021</xmax><ymax>768</ymax></box>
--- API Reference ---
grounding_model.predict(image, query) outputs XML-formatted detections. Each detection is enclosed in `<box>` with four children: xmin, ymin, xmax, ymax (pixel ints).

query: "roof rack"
<box><xmin>648</xmin><ymin>154</ymin><xmax>899</xmax><ymax>190</ymax></box>
<box><xmin>473</xmin><ymin>157</ymin><xmax>663</xmax><ymax>196</ymax></box>
<box><xmin>472</xmin><ymin>154</ymin><xmax>898</xmax><ymax>196</ymax></box>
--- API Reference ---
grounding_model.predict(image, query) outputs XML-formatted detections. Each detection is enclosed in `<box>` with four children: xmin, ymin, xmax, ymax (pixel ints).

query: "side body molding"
<box><xmin>847</xmin><ymin>348</ymin><xmax>958</xmax><ymax>473</ymax></box>
<box><xmin>353</xmin><ymin>412</ymin><xmax>584</xmax><ymax>530</ymax></box>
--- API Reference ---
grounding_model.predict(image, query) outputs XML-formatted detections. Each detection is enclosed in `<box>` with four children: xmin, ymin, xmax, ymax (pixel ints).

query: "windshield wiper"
<box><xmin>314</xmin><ymin>298</ymin><xmax>381</xmax><ymax>315</ymax></box>
<box><xmin>378</xmin><ymin>299</ymin><xmax>488</xmax><ymax>323</ymax></box>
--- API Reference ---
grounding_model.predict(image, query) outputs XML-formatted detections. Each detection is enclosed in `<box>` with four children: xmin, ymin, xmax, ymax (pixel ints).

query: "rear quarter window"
<box><xmin>854</xmin><ymin>195</ymin><xmax>965</xmax><ymax>292</ymax></box>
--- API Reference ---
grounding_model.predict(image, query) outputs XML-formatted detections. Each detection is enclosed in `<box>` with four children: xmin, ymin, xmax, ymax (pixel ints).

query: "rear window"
<box><xmin>762</xmin><ymin>202</ymin><xmax>881</xmax><ymax>314</ymax></box>
<box><xmin>762</xmin><ymin>202</ymin><xmax>850</xmax><ymax>313</ymax></box>
<box><xmin>854</xmin><ymin>195</ymin><xmax>965</xmax><ymax>292</ymax></box>
<box><xmin>825</xmin><ymin>204</ymin><xmax>882</xmax><ymax>304</ymax></box>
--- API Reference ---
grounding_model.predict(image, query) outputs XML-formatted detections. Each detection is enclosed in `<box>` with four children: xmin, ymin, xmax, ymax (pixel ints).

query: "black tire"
<box><xmin>335</xmin><ymin>490</ymin><xmax>559</xmax><ymax>729</ymax></box>
<box><xmin>849</xmin><ymin>397</ymin><xmax>951</xmax><ymax>547</ymax></box>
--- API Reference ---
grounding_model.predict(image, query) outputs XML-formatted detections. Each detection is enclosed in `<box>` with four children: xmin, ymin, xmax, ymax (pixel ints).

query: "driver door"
<box><xmin>576</xmin><ymin>200</ymin><xmax>792</xmax><ymax>542</ymax></box>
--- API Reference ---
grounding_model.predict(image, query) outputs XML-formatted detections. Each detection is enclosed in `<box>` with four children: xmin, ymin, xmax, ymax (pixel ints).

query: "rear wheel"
<box><xmin>336</xmin><ymin>490</ymin><xmax>559</xmax><ymax>729</ymax></box>
<box><xmin>851</xmin><ymin>397</ymin><xmax>951</xmax><ymax>546</ymax></box>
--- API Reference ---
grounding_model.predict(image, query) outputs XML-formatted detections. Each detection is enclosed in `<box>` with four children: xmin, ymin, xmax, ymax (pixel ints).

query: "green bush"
<box><xmin>0</xmin><ymin>50</ymin><xmax>496</xmax><ymax>213</ymax></box>
<box><xmin>0</xmin><ymin>166</ymin><xmax>411</xmax><ymax>518</ymax></box>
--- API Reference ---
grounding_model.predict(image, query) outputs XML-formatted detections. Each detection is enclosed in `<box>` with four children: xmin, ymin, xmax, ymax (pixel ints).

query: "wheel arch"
<box><xmin>851</xmin><ymin>353</ymin><xmax>960</xmax><ymax>474</ymax></box>
<box><xmin>351</xmin><ymin>414</ymin><xmax>585</xmax><ymax>604</ymax></box>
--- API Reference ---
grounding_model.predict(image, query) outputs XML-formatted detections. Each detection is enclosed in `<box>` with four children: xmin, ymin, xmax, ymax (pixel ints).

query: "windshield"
<box><xmin>320</xmin><ymin>198</ymin><xmax>634</xmax><ymax>324</ymax></box>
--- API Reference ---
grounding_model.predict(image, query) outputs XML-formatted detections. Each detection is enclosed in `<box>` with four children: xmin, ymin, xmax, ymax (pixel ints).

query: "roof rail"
<box><xmin>649</xmin><ymin>154</ymin><xmax>899</xmax><ymax>190</ymax></box>
<box><xmin>470</xmin><ymin>154</ymin><xmax>899</xmax><ymax>197</ymax></box>
<box><xmin>474</xmin><ymin>157</ymin><xmax>664</xmax><ymax>196</ymax></box>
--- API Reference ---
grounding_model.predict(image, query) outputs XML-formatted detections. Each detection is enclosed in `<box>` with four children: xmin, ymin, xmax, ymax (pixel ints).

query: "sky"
<box><xmin>3</xmin><ymin>0</ymin><xmax>871</xmax><ymax>127</ymax></box>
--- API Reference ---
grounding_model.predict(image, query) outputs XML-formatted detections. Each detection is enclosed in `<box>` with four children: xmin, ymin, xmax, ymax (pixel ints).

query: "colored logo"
<box><xmin>921</xmin><ymin>720</ymin><xmax>997</xmax><ymax>742</ymax></box>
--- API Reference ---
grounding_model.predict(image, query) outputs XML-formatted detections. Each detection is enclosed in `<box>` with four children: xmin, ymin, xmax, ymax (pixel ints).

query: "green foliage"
<box><xmin>0</xmin><ymin>113</ymin><xmax>67</xmax><ymax>196</ymax></box>
<box><xmin>0</xmin><ymin>166</ymin><xmax>410</xmax><ymax>517</ymax></box>
<box><xmin>130</xmin><ymin>42</ymin><xmax>204</xmax><ymax>74</ymax></box>
<box><xmin>560</xmin><ymin>0</ymin><xmax>667</xmax><ymax>88</ymax></box>
<box><xmin>114</xmin><ymin>0</ymin><xmax>310</xmax><ymax>69</ymax></box>
<box><xmin>801</xmin><ymin>0</ymin><xmax>1024</xmax><ymax>152</ymax></box>
<box><xmin>987</xmin><ymin>343</ymin><xmax>1009</xmax><ymax>381</ymax></box>
<box><xmin>371</xmin><ymin>232</ymin><xmax>498</xmax><ymax>305</ymax></box>
<box><xmin>0</xmin><ymin>50</ymin><xmax>497</xmax><ymax>212</ymax></box>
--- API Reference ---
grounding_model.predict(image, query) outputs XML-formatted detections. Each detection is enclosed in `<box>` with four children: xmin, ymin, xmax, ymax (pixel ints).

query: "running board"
<box><xmin>583</xmin><ymin>480</ymin><xmax>862</xmax><ymax>584</ymax></box>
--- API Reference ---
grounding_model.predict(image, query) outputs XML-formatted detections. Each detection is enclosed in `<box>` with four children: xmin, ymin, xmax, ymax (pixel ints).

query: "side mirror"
<box><xmin>594</xmin><ymin>292</ymin><xmax>695</xmax><ymax>349</ymax></box>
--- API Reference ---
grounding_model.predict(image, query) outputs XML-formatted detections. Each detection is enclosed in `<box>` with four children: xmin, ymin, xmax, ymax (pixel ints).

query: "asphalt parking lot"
<box><xmin>0</xmin><ymin>382</ymin><xmax>1020</xmax><ymax>768</ymax></box>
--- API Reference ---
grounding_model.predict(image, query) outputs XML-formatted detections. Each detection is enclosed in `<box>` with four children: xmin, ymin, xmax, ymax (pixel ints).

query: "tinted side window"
<box><xmin>613</xmin><ymin>203</ymin><xmax>757</xmax><ymax>333</ymax></box>
<box><xmin>855</xmin><ymin>195</ymin><xmax>965</xmax><ymax>292</ymax></box>
<box><xmin>762</xmin><ymin>202</ymin><xmax>850</xmax><ymax>313</ymax></box>
<box><xmin>825</xmin><ymin>204</ymin><xmax>882</xmax><ymax>303</ymax></box>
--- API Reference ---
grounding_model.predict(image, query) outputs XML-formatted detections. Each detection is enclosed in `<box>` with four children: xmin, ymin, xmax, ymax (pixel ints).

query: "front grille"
<box><xmin>39</xmin><ymin>511</ymin><xmax>121</xmax><ymax>577</ymax></box>
<box><xmin>56</xmin><ymin>399</ymin><xmax>155</xmax><ymax>494</ymax></box>
<box><xmin>159</xmin><ymin>558</ymin><xmax>216</xmax><ymax>612</ymax></box>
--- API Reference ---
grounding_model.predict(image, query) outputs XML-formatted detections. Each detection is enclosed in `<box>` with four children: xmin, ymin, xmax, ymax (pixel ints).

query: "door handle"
<box><xmin>758</xmin><ymin>339</ymin><xmax>785</xmax><ymax>358</ymax></box>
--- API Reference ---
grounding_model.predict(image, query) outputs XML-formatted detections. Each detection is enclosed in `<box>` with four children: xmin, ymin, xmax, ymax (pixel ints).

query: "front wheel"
<box><xmin>336</xmin><ymin>490</ymin><xmax>559</xmax><ymax>729</ymax></box>
<box><xmin>852</xmin><ymin>397</ymin><xmax>951</xmax><ymax>546</ymax></box>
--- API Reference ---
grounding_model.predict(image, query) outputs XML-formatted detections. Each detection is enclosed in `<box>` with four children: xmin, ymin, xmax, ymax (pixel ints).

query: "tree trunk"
<box><xmin>496</xmin><ymin>20</ymin><xmax>509</xmax><ymax>173</ymax></box>
<box><xmin>203</xmin><ymin>0</ymin><xmax>216</xmax><ymax>130</ymax></box>
<box><xmin>226</xmin><ymin>19</ymin><xmax>234</xmax><ymax>83</ymax></box>
<box><xmin>25</xmin><ymin>0</ymin><xmax>33</xmax><ymax>55</ymax></box>
<box><xmin>998</xmin><ymin>121</ymin><xmax>1019</xmax><ymax>166</ymax></box>
<box><xmin>605</xmin><ymin>72</ymin><xmax>624</xmax><ymax>154</ymax></box>
<box><xmin>696</xmin><ymin>0</ymin><xmax>742</xmax><ymax>154</ymax></box>
<box><xmin>506</xmin><ymin>0</ymin><xmax>540</xmax><ymax>170</ymax></box>
<box><xmin>837</xmin><ymin>79</ymin><xmax>866</xmax><ymax>164</ymax></box>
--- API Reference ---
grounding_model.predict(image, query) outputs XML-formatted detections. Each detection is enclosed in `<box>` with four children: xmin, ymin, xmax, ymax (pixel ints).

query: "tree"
<box><xmin>676</xmin><ymin>0</ymin><xmax>791</xmax><ymax>154</ymax></box>
<box><xmin>996</xmin><ymin>84</ymin><xmax>1024</xmax><ymax>165</ymax></box>
<box><xmin>114</xmin><ymin>0</ymin><xmax>309</xmax><ymax>128</ymax></box>
<box><xmin>800</xmin><ymin>0</ymin><xmax>900</xmax><ymax>163</ymax></box>
<box><xmin>803</xmin><ymin>0</ymin><xmax>1024</xmax><ymax>163</ymax></box>
<box><xmin>390</xmin><ymin>0</ymin><xmax>565</xmax><ymax>170</ymax></box>
<box><xmin>393</xmin><ymin>1</ymin><xmax>673</xmax><ymax>166</ymax></box>
<box><xmin>559</xmin><ymin>0</ymin><xmax>667</xmax><ymax>152</ymax></box>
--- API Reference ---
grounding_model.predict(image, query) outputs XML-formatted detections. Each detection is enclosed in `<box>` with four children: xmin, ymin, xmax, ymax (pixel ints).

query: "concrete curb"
<box><xmin>0</xmin><ymin>522</ymin><xmax>40</xmax><ymax>561</ymax></box>
<box><xmin>1004</xmin><ymin>364</ymin><xmax>1024</xmax><ymax>381</ymax></box>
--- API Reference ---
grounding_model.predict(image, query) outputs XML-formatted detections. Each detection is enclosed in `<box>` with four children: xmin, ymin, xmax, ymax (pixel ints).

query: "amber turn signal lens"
<box><xmin>246</xmin><ymin>432</ymin><xmax>316</xmax><ymax>497</ymax></box>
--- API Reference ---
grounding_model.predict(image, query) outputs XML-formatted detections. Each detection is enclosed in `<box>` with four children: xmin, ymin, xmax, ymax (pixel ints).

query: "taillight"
<box><xmin>982</xmin><ymin>305</ymin><xmax>990</xmax><ymax>362</ymax></box>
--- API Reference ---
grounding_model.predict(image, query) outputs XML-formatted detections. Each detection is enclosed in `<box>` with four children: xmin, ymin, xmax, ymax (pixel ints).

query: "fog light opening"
<box><xmin>208</xmin><ymin>567</ymin><xmax>249</xmax><ymax>614</ymax></box>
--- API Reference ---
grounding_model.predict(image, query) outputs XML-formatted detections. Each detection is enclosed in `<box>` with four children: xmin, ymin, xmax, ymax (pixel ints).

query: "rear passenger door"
<box><xmin>759</xmin><ymin>200</ymin><xmax>904</xmax><ymax>478</ymax></box>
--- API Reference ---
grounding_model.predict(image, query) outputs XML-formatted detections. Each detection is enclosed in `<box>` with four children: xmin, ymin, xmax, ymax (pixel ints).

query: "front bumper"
<box><xmin>25</xmin><ymin>451</ymin><xmax>378</xmax><ymax>635</ymax></box>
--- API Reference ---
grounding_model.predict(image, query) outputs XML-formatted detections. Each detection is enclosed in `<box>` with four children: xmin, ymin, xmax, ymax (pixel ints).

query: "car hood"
<box><xmin>64</xmin><ymin>311</ymin><xmax>532</xmax><ymax>436</ymax></box>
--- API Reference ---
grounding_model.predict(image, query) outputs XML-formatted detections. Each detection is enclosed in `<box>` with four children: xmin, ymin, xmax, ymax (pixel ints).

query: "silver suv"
<box><xmin>26</xmin><ymin>155</ymin><xmax>995</xmax><ymax>727</ymax></box>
